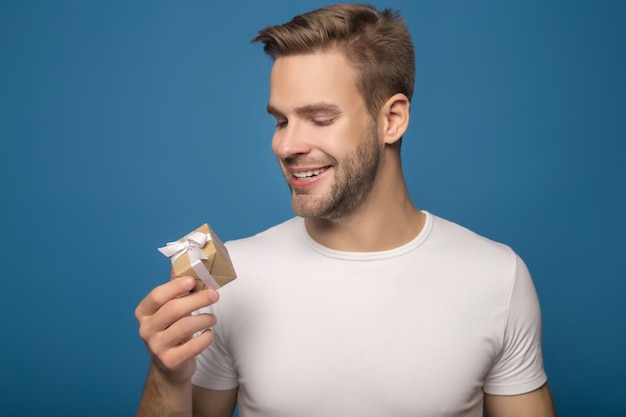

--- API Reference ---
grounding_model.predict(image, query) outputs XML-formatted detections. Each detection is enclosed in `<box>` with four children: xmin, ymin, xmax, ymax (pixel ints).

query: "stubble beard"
<box><xmin>285</xmin><ymin>128</ymin><xmax>381</xmax><ymax>220</ymax></box>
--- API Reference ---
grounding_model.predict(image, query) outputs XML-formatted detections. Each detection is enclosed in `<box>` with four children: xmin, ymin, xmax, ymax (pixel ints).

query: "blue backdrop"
<box><xmin>1</xmin><ymin>1</ymin><xmax>624</xmax><ymax>416</ymax></box>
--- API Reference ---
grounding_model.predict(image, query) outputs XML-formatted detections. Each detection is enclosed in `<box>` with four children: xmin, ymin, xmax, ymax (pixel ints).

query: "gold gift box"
<box><xmin>162</xmin><ymin>223</ymin><xmax>237</xmax><ymax>292</ymax></box>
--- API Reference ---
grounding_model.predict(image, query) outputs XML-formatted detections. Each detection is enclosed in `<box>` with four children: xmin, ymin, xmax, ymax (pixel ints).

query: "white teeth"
<box><xmin>293</xmin><ymin>169</ymin><xmax>323</xmax><ymax>178</ymax></box>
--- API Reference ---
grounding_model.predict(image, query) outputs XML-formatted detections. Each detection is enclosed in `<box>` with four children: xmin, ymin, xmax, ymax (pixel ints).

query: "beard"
<box><xmin>282</xmin><ymin>125</ymin><xmax>381</xmax><ymax>220</ymax></box>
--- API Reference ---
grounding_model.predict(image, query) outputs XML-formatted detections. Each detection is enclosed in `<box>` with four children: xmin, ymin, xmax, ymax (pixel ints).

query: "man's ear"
<box><xmin>379</xmin><ymin>93</ymin><xmax>410</xmax><ymax>145</ymax></box>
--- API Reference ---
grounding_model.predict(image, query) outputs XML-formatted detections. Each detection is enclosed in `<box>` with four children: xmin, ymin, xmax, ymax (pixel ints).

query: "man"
<box><xmin>135</xmin><ymin>4</ymin><xmax>556</xmax><ymax>416</ymax></box>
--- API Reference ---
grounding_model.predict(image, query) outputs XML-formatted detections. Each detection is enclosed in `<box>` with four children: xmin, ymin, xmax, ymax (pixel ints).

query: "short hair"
<box><xmin>252</xmin><ymin>3</ymin><xmax>415</xmax><ymax>119</ymax></box>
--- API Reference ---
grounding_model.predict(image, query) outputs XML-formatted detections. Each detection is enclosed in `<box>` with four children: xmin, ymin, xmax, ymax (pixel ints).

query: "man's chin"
<box><xmin>291</xmin><ymin>196</ymin><xmax>323</xmax><ymax>218</ymax></box>
<box><xmin>291</xmin><ymin>203</ymin><xmax>316</xmax><ymax>218</ymax></box>
<box><xmin>292</xmin><ymin>202</ymin><xmax>344</xmax><ymax>220</ymax></box>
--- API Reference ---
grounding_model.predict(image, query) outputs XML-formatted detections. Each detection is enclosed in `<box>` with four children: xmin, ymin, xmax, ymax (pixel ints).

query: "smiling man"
<box><xmin>135</xmin><ymin>4</ymin><xmax>556</xmax><ymax>417</ymax></box>
<box><xmin>268</xmin><ymin>53</ymin><xmax>382</xmax><ymax>222</ymax></box>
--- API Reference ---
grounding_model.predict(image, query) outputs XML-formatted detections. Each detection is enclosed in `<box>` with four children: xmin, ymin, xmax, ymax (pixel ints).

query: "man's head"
<box><xmin>252</xmin><ymin>3</ymin><xmax>415</xmax><ymax>119</ymax></box>
<box><xmin>253</xmin><ymin>4</ymin><xmax>414</xmax><ymax>221</ymax></box>
<box><xmin>265</xmin><ymin>51</ymin><xmax>383</xmax><ymax>220</ymax></box>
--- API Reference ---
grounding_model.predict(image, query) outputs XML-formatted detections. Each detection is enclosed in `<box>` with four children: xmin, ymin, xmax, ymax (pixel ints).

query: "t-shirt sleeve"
<box><xmin>191</xmin><ymin>304</ymin><xmax>239</xmax><ymax>390</ymax></box>
<box><xmin>483</xmin><ymin>254</ymin><xmax>548</xmax><ymax>395</ymax></box>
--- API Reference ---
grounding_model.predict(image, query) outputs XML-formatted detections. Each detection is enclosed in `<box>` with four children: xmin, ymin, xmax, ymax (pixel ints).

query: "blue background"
<box><xmin>1</xmin><ymin>1</ymin><xmax>624</xmax><ymax>416</ymax></box>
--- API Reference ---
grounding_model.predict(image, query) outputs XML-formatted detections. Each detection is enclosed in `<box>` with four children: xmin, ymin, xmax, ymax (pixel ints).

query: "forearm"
<box><xmin>137</xmin><ymin>362</ymin><xmax>193</xmax><ymax>417</ymax></box>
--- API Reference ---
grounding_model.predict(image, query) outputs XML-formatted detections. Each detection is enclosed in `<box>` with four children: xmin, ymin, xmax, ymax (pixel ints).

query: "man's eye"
<box><xmin>313</xmin><ymin>118</ymin><xmax>334</xmax><ymax>126</ymax></box>
<box><xmin>275</xmin><ymin>120</ymin><xmax>288</xmax><ymax>129</ymax></box>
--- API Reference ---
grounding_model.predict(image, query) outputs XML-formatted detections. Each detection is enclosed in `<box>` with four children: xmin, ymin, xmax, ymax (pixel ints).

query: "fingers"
<box><xmin>150</xmin><ymin>314</ymin><xmax>217</xmax><ymax>368</ymax></box>
<box><xmin>157</xmin><ymin>328</ymin><xmax>215</xmax><ymax>372</ymax></box>
<box><xmin>160</xmin><ymin>312</ymin><xmax>217</xmax><ymax>348</ymax></box>
<box><xmin>135</xmin><ymin>276</ymin><xmax>220</xmax><ymax>352</ymax></box>
<box><xmin>137</xmin><ymin>279</ymin><xmax>218</xmax><ymax>330</ymax></box>
<box><xmin>135</xmin><ymin>276</ymin><xmax>220</xmax><ymax>382</ymax></box>
<box><xmin>135</xmin><ymin>276</ymin><xmax>196</xmax><ymax>318</ymax></box>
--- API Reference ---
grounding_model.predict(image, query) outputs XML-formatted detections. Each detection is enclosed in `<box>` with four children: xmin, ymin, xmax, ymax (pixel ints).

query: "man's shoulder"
<box><xmin>425</xmin><ymin>213</ymin><xmax>529</xmax><ymax>291</ymax></box>
<box><xmin>428</xmin><ymin>212</ymin><xmax>518</xmax><ymax>261</ymax></box>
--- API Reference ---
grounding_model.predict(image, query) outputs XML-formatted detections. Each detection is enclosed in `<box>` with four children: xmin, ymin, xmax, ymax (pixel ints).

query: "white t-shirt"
<box><xmin>192</xmin><ymin>212</ymin><xmax>547</xmax><ymax>416</ymax></box>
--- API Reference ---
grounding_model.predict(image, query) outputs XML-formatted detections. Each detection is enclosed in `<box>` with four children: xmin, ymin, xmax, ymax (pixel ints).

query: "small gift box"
<box><xmin>158</xmin><ymin>223</ymin><xmax>237</xmax><ymax>292</ymax></box>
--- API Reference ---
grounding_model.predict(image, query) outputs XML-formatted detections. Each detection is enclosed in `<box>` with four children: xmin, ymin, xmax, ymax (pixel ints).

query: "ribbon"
<box><xmin>158</xmin><ymin>231</ymin><xmax>219</xmax><ymax>289</ymax></box>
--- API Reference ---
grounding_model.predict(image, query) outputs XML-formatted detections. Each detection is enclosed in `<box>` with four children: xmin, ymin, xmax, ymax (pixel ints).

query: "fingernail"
<box><xmin>182</xmin><ymin>277</ymin><xmax>195</xmax><ymax>290</ymax></box>
<box><xmin>207</xmin><ymin>289</ymin><xmax>219</xmax><ymax>302</ymax></box>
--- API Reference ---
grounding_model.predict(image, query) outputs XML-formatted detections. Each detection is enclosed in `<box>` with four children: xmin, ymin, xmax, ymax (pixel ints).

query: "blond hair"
<box><xmin>252</xmin><ymin>3</ymin><xmax>415</xmax><ymax>118</ymax></box>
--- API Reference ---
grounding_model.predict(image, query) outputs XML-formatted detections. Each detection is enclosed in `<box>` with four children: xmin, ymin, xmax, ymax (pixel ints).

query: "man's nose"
<box><xmin>273</xmin><ymin>121</ymin><xmax>311</xmax><ymax>158</ymax></box>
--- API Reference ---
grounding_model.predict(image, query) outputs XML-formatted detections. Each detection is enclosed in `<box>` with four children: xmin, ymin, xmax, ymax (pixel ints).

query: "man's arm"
<box><xmin>137</xmin><ymin>364</ymin><xmax>238</xmax><ymax>417</ymax></box>
<box><xmin>137</xmin><ymin>362</ymin><xmax>194</xmax><ymax>417</ymax></box>
<box><xmin>484</xmin><ymin>383</ymin><xmax>556</xmax><ymax>417</ymax></box>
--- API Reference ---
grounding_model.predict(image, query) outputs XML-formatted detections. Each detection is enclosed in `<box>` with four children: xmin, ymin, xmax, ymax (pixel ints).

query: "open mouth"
<box><xmin>292</xmin><ymin>168</ymin><xmax>326</xmax><ymax>179</ymax></box>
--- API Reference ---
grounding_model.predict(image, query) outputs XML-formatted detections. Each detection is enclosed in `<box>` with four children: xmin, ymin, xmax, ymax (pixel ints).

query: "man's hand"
<box><xmin>135</xmin><ymin>276</ymin><xmax>220</xmax><ymax>383</ymax></box>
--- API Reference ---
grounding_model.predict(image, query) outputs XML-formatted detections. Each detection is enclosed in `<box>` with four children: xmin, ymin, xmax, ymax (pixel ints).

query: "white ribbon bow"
<box><xmin>158</xmin><ymin>231</ymin><xmax>219</xmax><ymax>289</ymax></box>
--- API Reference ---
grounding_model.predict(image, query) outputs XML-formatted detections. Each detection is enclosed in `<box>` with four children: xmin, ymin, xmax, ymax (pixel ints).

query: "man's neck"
<box><xmin>304</xmin><ymin>194</ymin><xmax>425</xmax><ymax>252</ymax></box>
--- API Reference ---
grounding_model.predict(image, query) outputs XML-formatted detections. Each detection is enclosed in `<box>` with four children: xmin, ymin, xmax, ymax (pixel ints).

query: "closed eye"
<box><xmin>312</xmin><ymin>118</ymin><xmax>335</xmax><ymax>127</ymax></box>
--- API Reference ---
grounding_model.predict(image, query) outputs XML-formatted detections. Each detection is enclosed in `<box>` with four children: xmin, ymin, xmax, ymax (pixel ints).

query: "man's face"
<box><xmin>268</xmin><ymin>51</ymin><xmax>382</xmax><ymax>220</ymax></box>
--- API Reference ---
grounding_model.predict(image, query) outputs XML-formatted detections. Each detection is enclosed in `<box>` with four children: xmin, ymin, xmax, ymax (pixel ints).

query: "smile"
<box><xmin>293</xmin><ymin>168</ymin><xmax>326</xmax><ymax>179</ymax></box>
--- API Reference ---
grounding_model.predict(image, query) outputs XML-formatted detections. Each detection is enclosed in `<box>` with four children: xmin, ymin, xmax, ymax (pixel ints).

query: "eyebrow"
<box><xmin>266</xmin><ymin>102</ymin><xmax>341</xmax><ymax>117</ymax></box>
